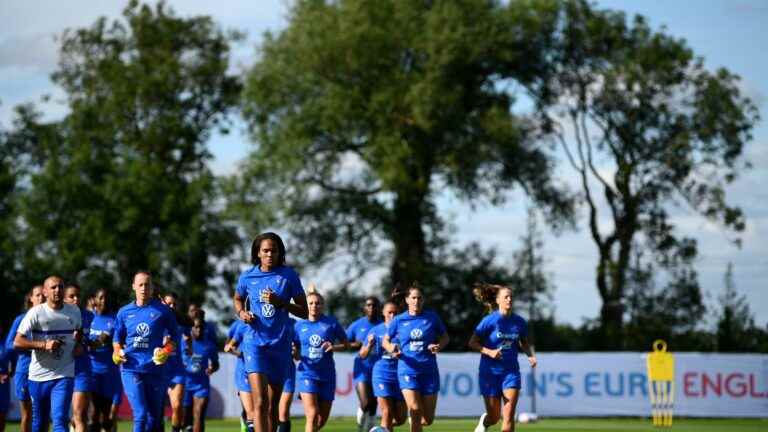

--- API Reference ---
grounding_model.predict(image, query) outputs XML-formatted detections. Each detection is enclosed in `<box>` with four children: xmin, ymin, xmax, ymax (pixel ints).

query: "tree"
<box><xmin>7</xmin><ymin>1</ymin><xmax>241</xmax><ymax>305</ymax></box>
<box><xmin>510</xmin><ymin>207</ymin><xmax>555</xmax><ymax>320</ymax></box>
<box><xmin>716</xmin><ymin>263</ymin><xmax>759</xmax><ymax>352</ymax></box>
<box><xmin>549</xmin><ymin>1</ymin><xmax>759</xmax><ymax>348</ymax></box>
<box><xmin>236</xmin><ymin>0</ymin><xmax>574</xmax><ymax>298</ymax></box>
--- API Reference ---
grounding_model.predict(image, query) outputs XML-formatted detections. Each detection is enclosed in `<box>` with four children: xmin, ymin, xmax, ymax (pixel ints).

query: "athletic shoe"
<box><xmin>474</xmin><ymin>413</ymin><xmax>488</xmax><ymax>432</ymax></box>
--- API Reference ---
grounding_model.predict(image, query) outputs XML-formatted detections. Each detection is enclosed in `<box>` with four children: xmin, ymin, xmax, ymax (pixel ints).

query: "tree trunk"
<box><xmin>390</xmin><ymin>190</ymin><xmax>428</xmax><ymax>290</ymax></box>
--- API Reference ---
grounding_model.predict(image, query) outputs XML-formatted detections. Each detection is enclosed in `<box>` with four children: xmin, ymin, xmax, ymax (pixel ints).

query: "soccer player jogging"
<box><xmin>277</xmin><ymin>318</ymin><xmax>297</xmax><ymax>432</ymax></box>
<box><xmin>63</xmin><ymin>285</ymin><xmax>94</xmax><ymax>432</ymax></box>
<box><xmin>232</xmin><ymin>232</ymin><xmax>308</xmax><ymax>432</ymax></box>
<box><xmin>113</xmin><ymin>271</ymin><xmax>179</xmax><ymax>432</ymax></box>
<box><xmin>161</xmin><ymin>292</ymin><xmax>189</xmax><ymax>432</ymax></box>
<box><xmin>0</xmin><ymin>323</ymin><xmax>12</xmax><ymax>432</ymax></box>
<box><xmin>468</xmin><ymin>284</ymin><xmax>537</xmax><ymax>432</ymax></box>
<box><xmin>382</xmin><ymin>286</ymin><xmax>449</xmax><ymax>432</ymax></box>
<box><xmin>293</xmin><ymin>290</ymin><xmax>348</xmax><ymax>432</ymax></box>
<box><xmin>182</xmin><ymin>317</ymin><xmax>219</xmax><ymax>432</ymax></box>
<box><xmin>346</xmin><ymin>297</ymin><xmax>382</xmax><ymax>432</ymax></box>
<box><xmin>360</xmin><ymin>301</ymin><xmax>407</xmax><ymax>432</ymax></box>
<box><xmin>14</xmin><ymin>276</ymin><xmax>83</xmax><ymax>432</ymax></box>
<box><xmin>6</xmin><ymin>286</ymin><xmax>45</xmax><ymax>432</ymax></box>
<box><xmin>88</xmin><ymin>289</ymin><xmax>121</xmax><ymax>432</ymax></box>
<box><xmin>223</xmin><ymin>319</ymin><xmax>252</xmax><ymax>432</ymax></box>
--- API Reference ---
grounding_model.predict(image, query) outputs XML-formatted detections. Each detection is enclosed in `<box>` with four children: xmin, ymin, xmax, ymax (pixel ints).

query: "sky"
<box><xmin>1</xmin><ymin>0</ymin><xmax>766</xmax><ymax>329</ymax></box>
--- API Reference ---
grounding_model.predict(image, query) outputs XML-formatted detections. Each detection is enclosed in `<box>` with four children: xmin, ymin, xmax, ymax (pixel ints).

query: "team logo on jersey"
<box><xmin>136</xmin><ymin>322</ymin><xmax>151</xmax><ymax>337</ymax></box>
<box><xmin>261</xmin><ymin>303</ymin><xmax>276</xmax><ymax>318</ymax></box>
<box><xmin>410</xmin><ymin>328</ymin><xmax>423</xmax><ymax>339</ymax></box>
<box><xmin>309</xmin><ymin>334</ymin><xmax>323</xmax><ymax>347</ymax></box>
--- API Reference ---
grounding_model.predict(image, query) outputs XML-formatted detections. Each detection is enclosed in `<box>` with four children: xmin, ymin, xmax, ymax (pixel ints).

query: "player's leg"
<box><xmin>0</xmin><ymin>377</ymin><xmax>10</xmax><ymax>432</ymax></box>
<box><xmin>299</xmin><ymin>392</ymin><xmax>319</xmax><ymax>432</ymax></box>
<box><xmin>266</xmin><ymin>382</ymin><xmax>283</xmax><ymax>432</ymax></box>
<box><xmin>50</xmin><ymin>378</ymin><xmax>75</xmax><ymax>432</ymax></box>
<box><xmin>191</xmin><ymin>396</ymin><xmax>208</xmax><ymax>432</ymax></box>
<box><xmin>168</xmin><ymin>383</ymin><xmax>185</xmax><ymax>432</ymax></box>
<box><xmin>121</xmin><ymin>371</ymin><xmax>150</xmax><ymax>432</ymax></box>
<box><xmin>316</xmin><ymin>400</ymin><xmax>332</xmax><ymax>430</ymax></box>
<box><xmin>143</xmin><ymin>374</ymin><xmax>166</xmax><ymax>432</ymax></box>
<box><xmin>277</xmin><ymin>390</ymin><xmax>293</xmax><ymax>432</ymax></box>
<box><xmin>475</xmin><ymin>370</ymin><xmax>503</xmax><ymax>432</ymax></box>
<box><xmin>71</xmin><ymin>388</ymin><xmax>90</xmax><ymax>432</ymax></box>
<box><xmin>238</xmin><ymin>390</ymin><xmax>254</xmax><ymax>432</ymax></box>
<box><xmin>29</xmin><ymin>380</ymin><xmax>53</xmax><ymax>432</ymax></box>
<box><xmin>354</xmin><ymin>380</ymin><xmax>374</xmax><ymax>432</ymax></box>
<box><xmin>247</xmin><ymin>373</ymin><xmax>271</xmax><ymax>432</ymax></box>
<box><xmin>418</xmin><ymin>371</ymin><xmax>440</xmax><ymax>427</ymax></box>
<box><xmin>501</xmin><ymin>388</ymin><xmax>520</xmax><ymax>432</ymax></box>
<box><xmin>16</xmin><ymin>372</ymin><xmax>33</xmax><ymax>432</ymax></box>
<box><xmin>401</xmin><ymin>390</ymin><xmax>424</xmax><ymax>432</ymax></box>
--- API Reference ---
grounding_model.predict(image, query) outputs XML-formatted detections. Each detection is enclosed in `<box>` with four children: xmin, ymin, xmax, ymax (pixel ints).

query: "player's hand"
<box><xmin>484</xmin><ymin>348</ymin><xmax>502</xmax><ymax>360</ymax></box>
<box><xmin>112</xmin><ymin>349</ymin><xmax>127</xmax><ymax>365</ymax></box>
<box><xmin>206</xmin><ymin>366</ymin><xmax>214</xmax><ymax>376</ymax></box>
<box><xmin>238</xmin><ymin>309</ymin><xmax>255</xmax><ymax>323</ymax></box>
<box><xmin>322</xmin><ymin>341</ymin><xmax>334</xmax><ymax>352</ymax></box>
<box><xmin>390</xmin><ymin>344</ymin><xmax>402</xmax><ymax>359</ymax></box>
<box><xmin>366</xmin><ymin>334</ymin><xmax>375</xmax><ymax>346</ymax></box>
<box><xmin>152</xmin><ymin>347</ymin><xmax>170</xmax><ymax>365</ymax></box>
<box><xmin>0</xmin><ymin>373</ymin><xmax>8</xmax><ymax>384</ymax></box>
<box><xmin>528</xmin><ymin>355</ymin><xmax>537</xmax><ymax>368</ymax></box>
<box><xmin>260</xmin><ymin>289</ymin><xmax>283</xmax><ymax>307</ymax></box>
<box><xmin>224</xmin><ymin>342</ymin><xmax>235</xmax><ymax>353</ymax></box>
<box><xmin>44</xmin><ymin>338</ymin><xmax>63</xmax><ymax>353</ymax></box>
<box><xmin>428</xmin><ymin>344</ymin><xmax>441</xmax><ymax>355</ymax></box>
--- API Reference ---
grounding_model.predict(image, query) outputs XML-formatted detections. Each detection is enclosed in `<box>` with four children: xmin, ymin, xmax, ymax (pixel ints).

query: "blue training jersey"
<box><xmin>386</xmin><ymin>310</ymin><xmax>446</xmax><ymax>374</ymax></box>
<box><xmin>369</xmin><ymin>322</ymin><xmax>398</xmax><ymax>381</ymax></box>
<box><xmin>183</xmin><ymin>338</ymin><xmax>219</xmax><ymax>382</ymax></box>
<box><xmin>474</xmin><ymin>311</ymin><xmax>528</xmax><ymax>374</ymax></box>
<box><xmin>75</xmin><ymin>308</ymin><xmax>94</xmax><ymax>374</ymax></box>
<box><xmin>6</xmin><ymin>313</ymin><xmax>30</xmax><ymax>375</ymax></box>
<box><xmin>88</xmin><ymin>311</ymin><xmax>118</xmax><ymax>374</ymax></box>
<box><xmin>294</xmin><ymin>315</ymin><xmax>346</xmax><ymax>381</ymax></box>
<box><xmin>227</xmin><ymin>320</ymin><xmax>249</xmax><ymax>380</ymax></box>
<box><xmin>0</xmin><ymin>330</ymin><xmax>10</xmax><ymax>374</ymax></box>
<box><xmin>115</xmin><ymin>299</ymin><xmax>179</xmax><ymax>375</ymax></box>
<box><xmin>235</xmin><ymin>265</ymin><xmax>304</xmax><ymax>347</ymax></box>
<box><xmin>347</xmin><ymin>316</ymin><xmax>381</xmax><ymax>371</ymax></box>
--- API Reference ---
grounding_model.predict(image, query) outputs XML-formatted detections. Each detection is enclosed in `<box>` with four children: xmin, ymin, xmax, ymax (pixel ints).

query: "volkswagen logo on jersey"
<box><xmin>409</xmin><ymin>328</ymin><xmax>424</xmax><ymax>352</ymax></box>
<box><xmin>261</xmin><ymin>303</ymin><xmax>276</xmax><ymax>318</ymax></box>
<box><xmin>136</xmin><ymin>322</ymin><xmax>151</xmax><ymax>337</ymax></box>
<box><xmin>309</xmin><ymin>334</ymin><xmax>323</xmax><ymax>347</ymax></box>
<box><xmin>410</xmin><ymin>328</ymin><xmax>423</xmax><ymax>339</ymax></box>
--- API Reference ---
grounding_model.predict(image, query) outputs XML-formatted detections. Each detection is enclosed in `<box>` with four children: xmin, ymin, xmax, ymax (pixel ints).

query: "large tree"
<box><xmin>549</xmin><ymin>1</ymin><xmax>758</xmax><ymax>348</ymax></box>
<box><xmin>236</xmin><ymin>0</ymin><xmax>574</xmax><ymax>296</ymax></box>
<box><xmin>7</xmin><ymin>0</ymin><xmax>241</xmax><ymax>304</ymax></box>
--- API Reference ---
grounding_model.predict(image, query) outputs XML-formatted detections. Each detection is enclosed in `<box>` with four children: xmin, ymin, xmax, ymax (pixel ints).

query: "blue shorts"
<box><xmin>184</xmin><ymin>379</ymin><xmax>210</xmax><ymax>407</ymax></box>
<box><xmin>296</xmin><ymin>373</ymin><xmax>335</xmax><ymax>401</ymax></box>
<box><xmin>165</xmin><ymin>361</ymin><xmax>186</xmax><ymax>388</ymax></box>
<box><xmin>479</xmin><ymin>370</ymin><xmax>521</xmax><ymax>397</ymax></box>
<box><xmin>243</xmin><ymin>342</ymin><xmax>290</xmax><ymax>386</ymax></box>
<box><xmin>352</xmin><ymin>357</ymin><xmax>373</xmax><ymax>384</ymax></box>
<box><xmin>372</xmin><ymin>377</ymin><xmax>403</xmax><ymax>400</ymax></box>
<box><xmin>283</xmin><ymin>361</ymin><xmax>296</xmax><ymax>394</ymax></box>
<box><xmin>92</xmin><ymin>370</ymin><xmax>123</xmax><ymax>405</ymax></box>
<box><xmin>398</xmin><ymin>369</ymin><xmax>440</xmax><ymax>396</ymax></box>
<box><xmin>0</xmin><ymin>380</ymin><xmax>9</xmax><ymax>413</ymax></box>
<box><xmin>74</xmin><ymin>371</ymin><xmax>95</xmax><ymax>393</ymax></box>
<box><xmin>14</xmin><ymin>371</ymin><xmax>30</xmax><ymax>401</ymax></box>
<box><xmin>235</xmin><ymin>369</ymin><xmax>251</xmax><ymax>393</ymax></box>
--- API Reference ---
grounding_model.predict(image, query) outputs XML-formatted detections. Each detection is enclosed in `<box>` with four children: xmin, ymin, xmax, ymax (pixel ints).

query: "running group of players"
<box><xmin>0</xmin><ymin>232</ymin><xmax>537</xmax><ymax>432</ymax></box>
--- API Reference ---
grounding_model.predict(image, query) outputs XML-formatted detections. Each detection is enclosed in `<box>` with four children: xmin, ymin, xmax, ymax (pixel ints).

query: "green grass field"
<box><xmin>5</xmin><ymin>417</ymin><xmax>767</xmax><ymax>432</ymax></box>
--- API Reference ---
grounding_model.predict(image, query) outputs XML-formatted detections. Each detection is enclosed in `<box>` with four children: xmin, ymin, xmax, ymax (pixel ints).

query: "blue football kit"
<box><xmin>88</xmin><ymin>311</ymin><xmax>122</xmax><ymax>404</ymax></box>
<box><xmin>115</xmin><ymin>299</ymin><xmax>179</xmax><ymax>432</ymax></box>
<box><xmin>346</xmin><ymin>316</ymin><xmax>381</xmax><ymax>384</ymax></box>
<box><xmin>474</xmin><ymin>311</ymin><xmax>529</xmax><ymax>396</ymax></box>
<box><xmin>294</xmin><ymin>316</ymin><xmax>346</xmax><ymax>401</ymax></box>
<box><xmin>6</xmin><ymin>313</ymin><xmax>32</xmax><ymax>401</ymax></box>
<box><xmin>183</xmin><ymin>339</ymin><xmax>219</xmax><ymax>405</ymax></box>
<box><xmin>74</xmin><ymin>308</ymin><xmax>94</xmax><ymax>393</ymax></box>
<box><xmin>235</xmin><ymin>265</ymin><xmax>304</xmax><ymax>385</ymax></box>
<box><xmin>368</xmin><ymin>323</ymin><xmax>403</xmax><ymax>400</ymax></box>
<box><xmin>386</xmin><ymin>310</ymin><xmax>446</xmax><ymax>395</ymax></box>
<box><xmin>227</xmin><ymin>320</ymin><xmax>250</xmax><ymax>393</ymax></box>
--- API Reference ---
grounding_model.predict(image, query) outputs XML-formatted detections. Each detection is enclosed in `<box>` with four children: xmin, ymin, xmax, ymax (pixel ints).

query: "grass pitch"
<box><xmin>5</xmin><ymin>417</ymin><xmax>767</xmax><ymax>432</ymax></box>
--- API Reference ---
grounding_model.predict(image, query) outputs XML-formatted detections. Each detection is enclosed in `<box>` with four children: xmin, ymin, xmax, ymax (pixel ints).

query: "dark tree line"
<box><xmin>1</xmin><ymin>1</ymin><xmax>762</xmax><ymax>352</ymax></box>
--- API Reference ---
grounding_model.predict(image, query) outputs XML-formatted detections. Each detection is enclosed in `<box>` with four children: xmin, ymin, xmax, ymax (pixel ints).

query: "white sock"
<box><xmin>357</xmin><ymin>407</ymin><xmax>365</xmax><ymax>426</ymax></box>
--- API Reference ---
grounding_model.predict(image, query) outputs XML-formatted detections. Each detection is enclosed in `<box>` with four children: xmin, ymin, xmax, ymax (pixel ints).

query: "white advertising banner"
<box><xmin>6</xmin><ymin>352</ymin><xmax>768</xmax><ymax>419</ymax></box>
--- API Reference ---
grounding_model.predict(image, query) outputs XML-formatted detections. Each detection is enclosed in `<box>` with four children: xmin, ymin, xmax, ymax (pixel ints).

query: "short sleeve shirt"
<box><xmin>474</xmin><ymin>311</ymin><xmax>528</xmax><ymax>374</ymax></box>
<box><xmin>18</xmin><ymin>303</ymin><xmax>82</xmax><ymax>381</ymax></box>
